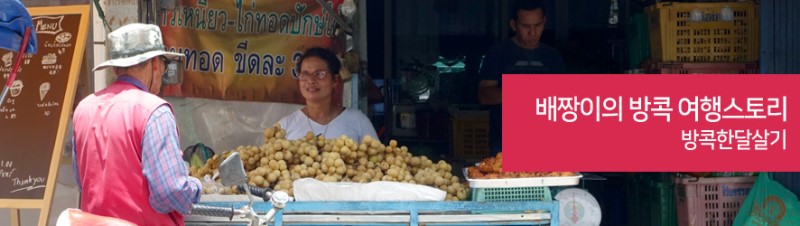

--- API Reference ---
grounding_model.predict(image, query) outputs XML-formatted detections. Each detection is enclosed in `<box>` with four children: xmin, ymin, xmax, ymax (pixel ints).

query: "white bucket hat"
<box><xmin>93</xmin><ymin>23</ymin><xmax>184</xmax><ymax>71</ymax></box>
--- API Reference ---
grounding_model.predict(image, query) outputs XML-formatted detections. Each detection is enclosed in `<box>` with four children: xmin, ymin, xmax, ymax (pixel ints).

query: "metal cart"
<box><xmin>186</xmin><ymin>200</ymin><xmax>560</xmax><ymax>226</ymax></box>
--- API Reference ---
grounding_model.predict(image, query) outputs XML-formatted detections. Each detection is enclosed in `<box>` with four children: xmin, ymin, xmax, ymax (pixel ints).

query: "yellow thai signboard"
<box><xmin>159</xmin><ymin>0</ymin><xmax>345</xmax><ymax>104</ymax></box>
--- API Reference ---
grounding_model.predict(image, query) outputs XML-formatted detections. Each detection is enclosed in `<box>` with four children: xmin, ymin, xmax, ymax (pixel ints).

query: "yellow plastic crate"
<box><xmin>451</xmin><ymin>111</ymin><xmax>489</xmax><ymax>160</ymax></box>
<box><xmin>647</xmin><ymin>1</ymin><xmax>759</xmax><ymax>62</ymax></box>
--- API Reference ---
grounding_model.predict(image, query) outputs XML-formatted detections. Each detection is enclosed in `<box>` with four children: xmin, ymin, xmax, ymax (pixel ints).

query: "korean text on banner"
<box><xmin>503</xmin><ymin>74</ymin><xmax>800</xmax><ymax>172</ymax></box>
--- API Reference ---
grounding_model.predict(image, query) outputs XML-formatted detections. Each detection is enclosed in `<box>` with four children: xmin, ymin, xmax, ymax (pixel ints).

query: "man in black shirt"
<box><xmin>479</xmin><ymin>0</ymin><xmax>565</xmax><ymax>155</ymax></box>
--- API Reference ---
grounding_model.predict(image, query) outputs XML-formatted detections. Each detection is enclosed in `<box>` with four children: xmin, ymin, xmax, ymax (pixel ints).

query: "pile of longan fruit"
<box><xmin>191</xmin><ymin>124</ymin><xmax>469</xmax><ymax>201</ymax></box>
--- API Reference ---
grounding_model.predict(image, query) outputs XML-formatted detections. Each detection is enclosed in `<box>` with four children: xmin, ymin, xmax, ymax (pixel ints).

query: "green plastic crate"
<box><xmin>471</xmin><ymin>186</ymin><xmax>552</xmax><ymax>215</ymax></box>
<box><xmin>646</xmin><ymin>172</ymin><xmax>674</xmax><ymax>184</ymax></box>
<box><xmin>649</xmin><ymin>179</ymin><xmax>677</xmax><ymax>226</ymax></box>
<box><xmin>472</xmin><ymin>186</ymin><xmax>552</xmax><ymax>202</ymax></box>
<box><xmin>626</xmin><ymin>174</ymin><xmax>647</xmax><ymax>226</ymax></box>
<box><xmin>640</xmin><ymin>178</ymin><xmax>652</xmax><ymax>226</ymax></box>
<box><xmin>627</xmin><ymin>13</ymin><xmax>650</xmax><ymax>69</ymax></box>
<box><xmin>627</xmin><ymin>173</ymin><xmax>678</xmax><ymax>226</ymax></box>
<box><xmin>626</xmin><ymin>174</ymin><xmax>644</xmax><ymax>226</ymax></box>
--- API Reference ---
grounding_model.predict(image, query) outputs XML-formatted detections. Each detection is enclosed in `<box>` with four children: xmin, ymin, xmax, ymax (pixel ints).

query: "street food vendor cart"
<box><xmin>183</xmin><ymin>142</ymin><xmax>588</xmax><ymax>226</ymax></box>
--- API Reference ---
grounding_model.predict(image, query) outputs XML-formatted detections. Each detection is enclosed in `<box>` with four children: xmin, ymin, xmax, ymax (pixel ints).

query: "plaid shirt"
<box><xmin>73</xmin><ymin>77</ymin><xmax>201</xmax><ymax>214</ymax></box>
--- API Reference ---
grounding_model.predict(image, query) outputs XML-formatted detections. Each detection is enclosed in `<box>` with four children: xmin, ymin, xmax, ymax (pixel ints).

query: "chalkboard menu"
<box><xmin>0</xmin><ymin>5</ymin><xmax>88</xmax><ymax>204</ymax></box>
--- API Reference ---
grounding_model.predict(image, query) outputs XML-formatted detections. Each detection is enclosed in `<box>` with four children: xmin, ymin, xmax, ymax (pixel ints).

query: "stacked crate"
<box><xmin>627</xmin><ymin>13</ymin><xmax>651</xmax><ymax>71</ymax></box>
<box><xmin>626</xmin><ymin>173</ymin><xmax>678</xmax><ymax>226</ymax></box>
<box><xmin>451</xmin><ymin>110</ymin><xmax>489</xmax><ymax>161</ymax></box>
<box><xmin>673</xmin><ymin>176</ymin><xmax>756</xmax><ymax>226</ymax></box>
<box><xmin>645</xmin><ymin>1</ymin><xmax>760</xmax><ymax>73</ymax></box>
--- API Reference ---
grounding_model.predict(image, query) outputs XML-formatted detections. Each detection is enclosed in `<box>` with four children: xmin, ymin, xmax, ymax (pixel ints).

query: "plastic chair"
<box><xmin>56</xmin><ymin>208</ymin><xmax>137</xmax><ymax>226</ymax></box>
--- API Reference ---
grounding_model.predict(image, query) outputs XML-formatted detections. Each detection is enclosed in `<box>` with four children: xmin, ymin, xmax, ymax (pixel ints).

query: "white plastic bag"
<box><xmin>293</xmin><ymin>178</ymin><xmax>446</xmax><ymax>201</ymax></box>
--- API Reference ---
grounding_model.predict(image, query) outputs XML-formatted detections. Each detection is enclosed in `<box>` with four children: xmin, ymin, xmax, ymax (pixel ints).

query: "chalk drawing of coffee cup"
<box><xmin>10</xmin><ymin>80</ymin><xmax>23</xmax><ymax>97</ymax></box>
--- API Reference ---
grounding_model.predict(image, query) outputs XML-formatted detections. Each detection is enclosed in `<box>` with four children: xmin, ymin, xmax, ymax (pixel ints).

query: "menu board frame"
<box><xmin>0</xmin><ymin>5</ymin><xmax>89</xmax><ymax>226</ymax></box>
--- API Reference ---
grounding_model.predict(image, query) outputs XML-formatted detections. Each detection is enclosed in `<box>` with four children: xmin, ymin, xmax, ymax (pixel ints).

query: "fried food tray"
<box><xmin>463</xmin><ymin>168</ymin><xmax>582</xmax><ymax>188</ymax></box>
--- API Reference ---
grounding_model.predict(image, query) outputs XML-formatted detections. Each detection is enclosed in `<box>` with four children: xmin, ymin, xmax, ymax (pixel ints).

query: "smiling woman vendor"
<box><xmin>277</xmin><ymin>47</ymin><xmax>378</xmax><ymax>143</ymax></box>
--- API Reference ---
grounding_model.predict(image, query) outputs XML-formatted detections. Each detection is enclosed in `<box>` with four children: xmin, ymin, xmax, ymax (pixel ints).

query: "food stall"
<box><xmin>143</xmin><ymin>0</ymin><xmax>590</xmax><ymax>224</ymax></box>
<box><xmin>55</xmin><ymin>0</ymin><xmax>595</xmax><ymax>225</ymax></box>
<box><xmin>183</xmin><ymin>124</ymin><xmax>581</xmax><ymax>225</ymax></box>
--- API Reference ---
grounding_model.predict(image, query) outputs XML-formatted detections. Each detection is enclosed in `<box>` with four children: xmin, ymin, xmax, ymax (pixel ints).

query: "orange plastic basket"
<box><xmin>451</xmin><ymin>111</ymin><xmax>489</xmax><ymax>160</ymax></box>
<box><xmin>647</xmin><ymin>2</ymin><xmax>759</xmax><ymax>62</ymax></box>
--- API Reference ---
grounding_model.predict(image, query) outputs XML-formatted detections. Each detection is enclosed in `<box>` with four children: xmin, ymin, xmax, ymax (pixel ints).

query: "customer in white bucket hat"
<box><xmin>72</xmin><ymin>23</ymin><xmax>201</xmax><ymax>226</ymax></box>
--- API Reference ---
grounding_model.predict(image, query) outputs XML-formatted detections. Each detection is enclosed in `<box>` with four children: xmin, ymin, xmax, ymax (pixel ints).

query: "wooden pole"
<box><xmin>11</xmin><ymin>208</ymin><xmax>21</xmax><ymax>226</ymax></box>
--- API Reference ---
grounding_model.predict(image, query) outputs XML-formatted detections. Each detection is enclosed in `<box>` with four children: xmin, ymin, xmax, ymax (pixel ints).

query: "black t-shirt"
<box><xmin>480</xmin><ymin>39</ymin><xmax>565</xmax><ymax>153</ymax></box>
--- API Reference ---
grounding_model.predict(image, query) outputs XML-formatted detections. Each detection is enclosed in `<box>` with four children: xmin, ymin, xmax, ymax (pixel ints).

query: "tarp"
<box><xmin>0</xmin><ymin>0</ymin><xmax>37</xmax><ymax>53</ymax></box>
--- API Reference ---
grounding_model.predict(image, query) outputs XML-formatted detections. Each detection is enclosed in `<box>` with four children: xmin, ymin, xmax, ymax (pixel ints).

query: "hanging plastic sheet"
<box><xmin>0</xmin><ymin>0</ymin><xmax>37</xmax><ymax>53</ymax></box>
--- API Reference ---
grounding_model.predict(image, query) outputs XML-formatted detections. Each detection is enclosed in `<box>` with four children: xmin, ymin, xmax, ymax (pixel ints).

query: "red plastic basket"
<box><xmin>673</xmin><ymin>176</ymin><xmax>756</xmax><ymax>226</ymax></box>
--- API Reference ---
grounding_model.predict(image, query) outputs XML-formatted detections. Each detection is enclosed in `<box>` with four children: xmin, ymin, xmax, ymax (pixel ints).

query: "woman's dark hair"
<box><xmin>297</xmin><ymin>47</ymin><xmax>341</xmax><ymax>76</ymax></box>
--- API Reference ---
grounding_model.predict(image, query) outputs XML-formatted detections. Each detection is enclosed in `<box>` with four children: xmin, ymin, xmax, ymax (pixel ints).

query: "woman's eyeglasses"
<box><xmin>298</xmin><ymin>71</ymin><xmax>330</xmax><ymax>81</ymax></box>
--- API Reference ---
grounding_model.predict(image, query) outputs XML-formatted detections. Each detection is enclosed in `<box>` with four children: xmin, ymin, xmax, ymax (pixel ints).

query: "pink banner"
<box><xmin>503</xmin><ymin>74</ymin><xmax>799</xmax><ymax>172</ymax></box>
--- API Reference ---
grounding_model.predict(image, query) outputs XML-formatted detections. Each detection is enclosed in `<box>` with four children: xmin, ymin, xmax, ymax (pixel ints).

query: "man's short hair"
<box><xmin>511</xmin><ymin>0</ymin><xmax>546</xmax><ymax>21</ymax></box>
